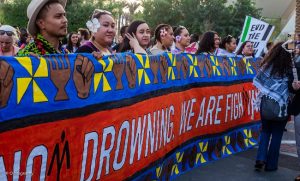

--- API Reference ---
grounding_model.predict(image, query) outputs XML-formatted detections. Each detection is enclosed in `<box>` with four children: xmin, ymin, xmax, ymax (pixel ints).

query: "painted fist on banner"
<box><xmin>220</xmin><ymin>58</ymin><xmax>231</xmax><ymax>76</ymax></box>
<box><xmin>181</xmin><ymin>56</ymin><xmax>189</xmax><ymax>79</ymax></box>
<box><xmin>125</xmin><ymin>55</ymin><xmax>136</xmax><ymax>88</ymax></box>
<box><xmin>150</xmin><ymin>56</ymin><xmax>159</xmax><ymax>84</ymax></box>
<box><xmin>205</xmin><ymin>57</ymin><xmax>213</xmax><ymax>78</ymax></box>
<box><xmin>112</xmin><ymin>54</ymin><xmax>125</xmax><ymax>90</ymax></box>
<box><xmin>47</xmin><ymin>55</ymin><xmax>71</xmax><ymax>101</ymax></box>
<box><xmin>197</xmin><ymin>55</ymin><xmax>206</xmax><ymax>78</ymax></box>
<box><xmin>73</xmin><ymin>55</ymin><xmax>94</xmax><ymax>99</ymax></box>
<box><xmin>0</xmin><ymin>60</ymin><xmax>14</xmax><ymax>108</ymax></box>
<box><xmin>159</xmin><ymin>55</ymin><xmax>168</xmax><ymax>83</ymax></box>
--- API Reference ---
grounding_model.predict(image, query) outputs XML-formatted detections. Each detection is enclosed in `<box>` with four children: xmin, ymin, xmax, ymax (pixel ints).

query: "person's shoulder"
<box><xmin>76</xmin><ymin>45</ymin><xmax>94</xmax><ymax>53</ymax></box>
<box><xmin>150</xmin><ymin>47</ymin><xmax>164</xmax><ymax>55</ymax></box>
<box><xmin>112</xmin><ymin>43</ymin><xmax>120</xmax><ymax>51</ymax></box>
<box><xmin>17</xmin><ymin>42</ymin><xmax>38</xmax><ymax>56</ymax></box>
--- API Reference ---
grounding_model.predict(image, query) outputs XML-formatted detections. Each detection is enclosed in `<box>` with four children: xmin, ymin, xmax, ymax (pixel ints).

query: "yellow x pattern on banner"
<box><xmin>172</xmin><ymin>152</ymin><xmax>184</xmax><ymax>175</ymax></box>
<box><xmin>187</xmin><ymin>55</ymin><xmax>199</xmax><ymax>78</ymax></box>
<box><xmin>243</xmin><ymin>129</ymin><xmax>256</xmax><ymax>147</ymax></box>
<box><xmin>196</xmin><ymin>141</ymin><xmax>208</xmax><ymax>164</ymax></box>
<box><xmin>167</xmin><ymin>53</ymin><xmax>176</xmax><ymax>80</ymax></box>
<box><xmin>136</xmin><ymin>54</ymin><xmax>151</xmax><ymax>85</ymax></box>
<box><xmin>94</xmin><ymin>57</ymin><xmax>113</xmax><ymax>92</ymax></box>
<box><xmin>155</xmin><ymin>164</ymin><xmax>163</xmax><ymax>179</ymax></box>
<box><xmin>222</xmin><ymin>136</ymin><xmax>232</xmax><ymax>155</ymax></box>
<box><xmin>16</xmin><ymin>57</ymin><xmax>48</xmax><ymax>104</ymax></box>
<box><xmin>228</xmin><ymin>58</ymin><xmax>238</xmax><ymax>76</ymax></box>
<box><xmin>242</xmin><ymin>58</ymin><xmax>254</xmax><ymax>75</ymax></box>
<box><xmin>209</xmin><ymin>56</ymin><xmax>221</xmax><ymax>76</ymax></box>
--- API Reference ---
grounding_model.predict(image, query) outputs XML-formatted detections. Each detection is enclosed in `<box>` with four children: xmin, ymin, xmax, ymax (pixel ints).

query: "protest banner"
<box><xmin>237</xmin><ymin>16</ymin><xmax>275</xmax><ymax>57</ymax></box>
<box><xmin>0</xmin><ymin>53</ymin><xmax>261</xmax><ymax>180</ymax></box>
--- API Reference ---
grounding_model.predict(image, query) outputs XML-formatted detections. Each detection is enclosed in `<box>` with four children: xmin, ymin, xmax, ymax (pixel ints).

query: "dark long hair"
<box><xmin>236</xmin><ymin>41</ymin><xmax>252</xmax><ymax>56</ymax></box>
<box><xmin>119</xmin><ymin>20</ymin><xmax>146</xmax><ymax>52</ymax></box>
<box><xmin>66</xmin><ymin>32</ymin><xmax>80</xmax><ymax>53</ymax></box>
<box><xmin>262</xmin><ymin>41</ymin><xmax>292</xmax><ymax>78</ymax></box>
<box><xmin>19</xmin><ymin>28</ymin><xmax>28</xmax><ymax>45</ymax></box>
<box><xmin>154</xmin><ymin>24</ymin><xmax>172</xmax><ymax>43</ymax></box>
<box><xmin>173</xmin><ymin>26</ymin><xmax>186</xmax><ymax>38</ymax></box>
<box><xmin>220</xmin><ymin>35</ymin><xmax>234</xmax><ymax>49</ymax></box>
<box><xmin>197</xmin><ymin>31</ymin><xmax>217</xmax><ymax>54</ymax></box>
<box><xmin>78</xmin><ymin>28</ymin><xmax>90</xmax><ymax>41</ymax></box>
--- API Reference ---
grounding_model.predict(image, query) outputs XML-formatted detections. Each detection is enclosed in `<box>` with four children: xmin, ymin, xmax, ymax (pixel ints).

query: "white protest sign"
<box><xmin>237</xmin><ymin>16</ymin><xmax>275</xmax><ymax>57</ymax></box>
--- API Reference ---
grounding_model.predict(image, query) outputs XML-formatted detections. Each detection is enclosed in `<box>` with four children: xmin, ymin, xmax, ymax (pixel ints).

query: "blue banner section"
<box><xmin>133</xmin><ymin>122</ymin><xmax>261</xmax><ymax>181</ymax></box>
<box><xmin>0</xmin><ymin>53</ymin><xmax>261</xmax><ymax>122</ymax></box>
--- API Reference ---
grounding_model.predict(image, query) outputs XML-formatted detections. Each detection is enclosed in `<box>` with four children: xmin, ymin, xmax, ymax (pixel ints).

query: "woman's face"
<box><xmin>161</xmin><ymin>28</ymin><xmax>174</xmax><ymax>48</ymax></box>
<box><xmin>71</xmin><ymin>33</ymin><xmax>79</xmax><ymax>45</ymax></box>
<box><xmin>135</xmin><ymin>23</ymin><xmax>151</xmax><ymax>48</ymax></box>
<box><xmin>93</xmin><ymin>14</ymin><xmax>116</xmax><ymax>46</ymax></box>
<box><xmin>242</xmin><ymin>42</ymin><xmax>254</xmax><ymax>56</ymax></box>
<box><xmin>26</xmin><ymin>35</ymin><xmax>32</xmax><ymax>44</ymax></box>
<box><xmin>178</xmin><ymin>28</ymin><xmax>190</xmax><ymax>48</ymax></box>
<box><xmin>296</xmin><ymin>47</ymin><xmax>300</xmax><ymax>55</ymax></box>
<box><xmin>226</xmin><ymin>38</ymin><xmax>236</xmax><ymax>53</ymax></box>
<box><xmin>0</xmin><ymin>34</ymin><xmax>13</xmax><ymax>52</ymax></box>
<box><xmin>214</xmin><ymin>34</ymin><xmax>220</xmax><ymax>49</ymax></box>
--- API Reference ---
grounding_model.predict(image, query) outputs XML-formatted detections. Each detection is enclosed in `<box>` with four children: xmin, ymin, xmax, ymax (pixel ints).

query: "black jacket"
<box><xmin>288</xmin><ymin>61</ymin><xmax>300</xmax><ymax>116</ymax></box>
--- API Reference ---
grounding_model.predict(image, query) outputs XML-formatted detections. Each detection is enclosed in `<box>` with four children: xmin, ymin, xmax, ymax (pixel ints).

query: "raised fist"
<box><xmin>150</xmin><ymin>55</ymin><xmax>159</xmax><ymax>84</ymax></box>
<box><xmin>159</xmin><ymin>55</ymin><xmax>168</xmax><ymax>83</ymax></box>
<box><xmin>197</xmin><ymin>55</ymin><xmax>206</xmax><ymax>78</ymax></box>
<box><xmin>175</xmin><ymin>54</ymin><xmax>182</xmax><ymax>79</ymax></box>
<box><xmin>112</xmin><ymin>54</ymin><xmax>125</xmax><ymax>90</ymax></box>
<box><xmin>249</xmin><ymin>57</ymin><xmax>262</xmax><ymax>73</ymax></box>
<box><xmin>0</xmin><ymin>60</ymin><xmax>14</xmax><ymax>108</ymax></box>
<box><xmin>182</xmin><ymin>56</ymin><xmax>189</xmax><ymax>79</ymax></box>
<box><xmin>73</xmin><ymin>55</ymin><xmax>94</xmax><ymax>99</ymax></box>
<box><xmin>47</xmin><ymin>55</ymin><xmax>71</xmax><ymax>101</ymax></box>
<box><xmin>125</xmin><ymin>55</ymin><xmax>136</xmax><ymax>88</ymax></box>
<box><xmin>237</xmin><ymin>59</ymin><xmax>246</xmax><ymax>76</ymax></box>
<box><xmin>204</xmin><ymin>57</ymin><xmax>213</xmax><ymax>78</ymax></box>
<box><xmin>220</xmin><ymin>58</ymin><xmax>231</xmax><ymax>76</ymax></box>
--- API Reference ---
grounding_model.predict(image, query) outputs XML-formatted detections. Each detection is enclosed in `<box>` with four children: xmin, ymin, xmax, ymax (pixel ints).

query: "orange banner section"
<box><xmin>0</xmin><ymin>83</ymin><xmax>259</xmax><ymax>181</ymax></box>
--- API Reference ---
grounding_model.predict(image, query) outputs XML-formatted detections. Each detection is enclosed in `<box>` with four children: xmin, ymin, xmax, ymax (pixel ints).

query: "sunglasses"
<box><xmin>0</xmin><ymin>30</ymin><xmax>15</xmax><ymax>36</ymax></box>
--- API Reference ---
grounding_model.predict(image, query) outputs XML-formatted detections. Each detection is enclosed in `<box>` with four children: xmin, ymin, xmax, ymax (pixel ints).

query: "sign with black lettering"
<box><xmin>237</xmin><ymin>16</ymin><xmax>275</xmax><ymax>57</ymax></box>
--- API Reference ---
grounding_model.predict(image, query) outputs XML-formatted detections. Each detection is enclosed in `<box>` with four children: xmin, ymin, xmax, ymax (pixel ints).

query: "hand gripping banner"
<box><xmin>0</xmin><ymin>53</ymin><xmax>262</xmax><ymax>180</ymax></box>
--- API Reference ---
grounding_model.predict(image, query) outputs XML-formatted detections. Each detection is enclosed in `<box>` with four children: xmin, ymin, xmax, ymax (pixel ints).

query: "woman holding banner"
<box><xmin>253</xmin><ymin>42</ymin><xmax>292</xmax><ymax>172</ymax></box>
<box><xmin>217</xmin><ymin>35</ymin><xmax>237</xmax><ymax>57</ymax></box>
<box><xmin>196</xmin><ymin>31</ymin><xmax>220</xmax><ymax>55</ymax></box>
<box><xmin>236</xmin><ymin>41</ymin><xmax>254</xmax><ymax>58</ymax></box>
<box><xmin>171</xmin><ymin>26</ymin><xmax>191</xmax><ymax>54</ymax></box>
<box><xmin>119</xmin><ymin>20</ymin><xmax>151</xmax><ymax>54</ymax></box>
<box><xmin>150</xmin><ymin>24</ymin><xmax>174</xmax><ymax>55</ymax></box>
<box><xmin>76</xmin><ymin>9</ymin><xmax>116</xmax><ymax>56</ymax></box>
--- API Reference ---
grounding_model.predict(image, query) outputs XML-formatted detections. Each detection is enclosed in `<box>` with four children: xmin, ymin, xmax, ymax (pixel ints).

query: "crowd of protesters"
<box><xmin>1</xmin><ymin>0</ymin><xmax>300</xmax><ymax>180</ymax></box>
<box><xmin>0</xmin><ymin>0</ymin><xmax>262</xmax><ymax>58</ymax></box>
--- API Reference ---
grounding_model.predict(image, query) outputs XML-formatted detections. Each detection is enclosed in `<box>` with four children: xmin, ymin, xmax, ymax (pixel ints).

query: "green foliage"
<box><xmin>66</xmin><ymin>2</ymin><xmax>98</xmax><ymax>32</ymax></box>
<box><xmin>0</xmin><ymin>0</ymin><xmax>263</xmax><ymax>38</ymax></box>
<box><xmin>0</xmin><ymin>0</ymin><xmax>30</xmax><ymax>28</ymax></box>
<box><xmin>142</xmin><ymin>0</ymin><xmax>262</xmax><ymax>38</ymax></box>
<box><xmin>0</xmin><ymin>0</ymin><xmax>123</xmax><ymax>32</ymax></box>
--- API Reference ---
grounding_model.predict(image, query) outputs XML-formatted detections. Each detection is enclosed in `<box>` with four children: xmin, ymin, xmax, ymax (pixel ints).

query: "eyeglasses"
<box><xmin>0</xmin><ymin>41</ymin><xmax>12</xmax><ymax>45</ymax></box>
<box><xmin>0</xmin><ymin>30</ymin><xmax>14</xmax><ymax>36</ymax></box>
